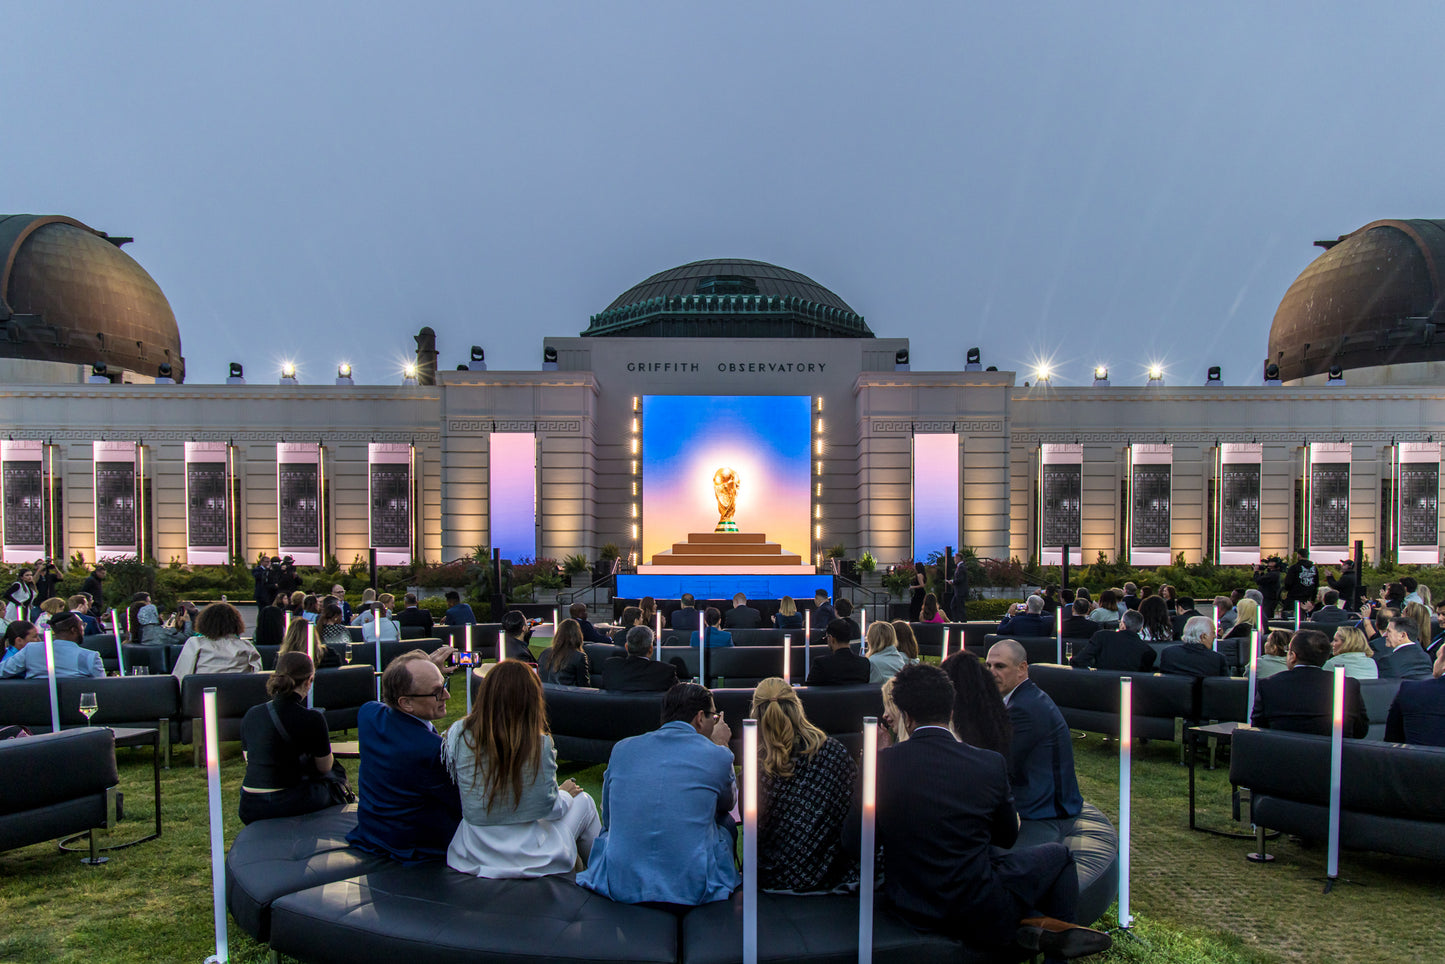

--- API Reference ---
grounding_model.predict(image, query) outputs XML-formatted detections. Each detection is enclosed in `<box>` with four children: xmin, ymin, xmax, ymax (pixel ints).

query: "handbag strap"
<box><xmin>265</xmin><ymin>700</ymin><xmax>296</xmax><ymax>745</ymax></box>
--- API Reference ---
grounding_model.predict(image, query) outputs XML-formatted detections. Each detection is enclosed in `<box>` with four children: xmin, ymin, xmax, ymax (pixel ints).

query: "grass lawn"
<box><xmin>2</xmin><ymin>685</ymin><xmax>1441</xmax><ymax>964</ymax></box>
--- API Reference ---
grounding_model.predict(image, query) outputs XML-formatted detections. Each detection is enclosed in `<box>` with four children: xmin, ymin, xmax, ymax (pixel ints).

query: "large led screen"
<box><xmin>93</xmin><ymin>440</ymin><xmax>138</xmax><ymax>556</ymax></box>
<box><xmin>1308</xmin><ymin>442</ymin><xmax>1352</xmax><ymax>556</ymax></box>
<box><xmin>913</xmin><ymin>434</ymin><xmax>960</xmax><ymax>560</ymax></box>
<box><xmin>642</xmin><ymin>396</ymin><xmax>810</xmax><ymax>563</ymax></box>
<box><xmin>1398</xmin><ymin>441</ymin><xmax>1440</xmax><ymax>563</ymax></box>
<box><xmin>277</xmin><ymin>442</ymin><xmax>321</xmax><ymax>565</ymax></box>
<box><xmin>489</xmin><ymin>433</ymin><xmax>536</xmax><ymax>562</ymax></box>
<box><xmin>185</xmin><ymin>441</ymin><xmax>230</xmax><ymax>564</ymax></box>
<box><xmin>369</xmin><ymin>442</ymin><xmax>412</xmax><ymax>565</ymax></box>
<box><xmin>2</xmin><ymin>440</ymin><xmax>45</xmax><ymax>561</ymax></box>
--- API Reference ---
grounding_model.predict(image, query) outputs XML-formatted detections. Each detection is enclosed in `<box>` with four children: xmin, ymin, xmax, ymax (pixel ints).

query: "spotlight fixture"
<box><xmin>1206</xmin><ymin>365</ymin><xmax>1222</xmax><ymax>386</ymax></box>
<box><xmin>456</xmin><ymin>363</ymin><xmax>469</xmax><ymax>371</ymax></box>
<box><xmin>1263</xmin><ymin>361</ymin><xmax>1282</xmax><ymax>386</ymax></box>
<box><xmin>985</xmin><ymin>365</ymin><xmax>998</xmax><ymax>372</ymax></box>
<box><xmin>155</xmin><ymin>362</ymin><xmax>174</xmax><ymax>384</ymax></box>
<box><xmin>1032</xmin><ymin>364</ymin><xmax>1051</xmax><ymax>385</ymax></box>
<box><xmin>894</xmin><ymin>348</ymin><xmax>910</xmax><ymax>371</ymax></box>
<box><xmin>965</xmin><ymin>347</ymin><xmax>982</xmax><ymax>371</ymax></box>
<box><xmin>1327</xmin><ymin>364</ymin><xmax>1345</xmax><ymax>385</ymax></box>
<box><xmin>542</xmin><ymin>345</ymin><xmax>558</xmax><ymax>371</ymax></box>
<box><xmin>336</xmin><ymin>363</ymin><xmax>354</xmax><ymax>386</ymax></box>
<box><xmin>469</xmin><ymin>345</ymin><xmax>487</xmax><ymax>371</ymax></box>
<box><xmin>1092</xmin><ymin>366</ymin><xmax>1110</xmax><ymax>387</ymax></box>
<box><xmin>1146</xmin><ymin>365</ymin><xmax>1165</xmax><ymax>385</ymax></box>
<box><xmin>279</xmin><ymin>362</ymin><xmax>298</xmax><ymax>385</ymax></box>
<box><xmin>88</xmin><ymin>361</ymin><xmax>110</xmax><ymax>384</ymax></box>
<box><xmin>227</xmin><ymin>362</ymin><xmax>245</xmax><ymax>385</ymax></box>
<box><xmin>402</xmin><ymin>363</ymin><xmax>418</xmax><ymax>386</ymax></box>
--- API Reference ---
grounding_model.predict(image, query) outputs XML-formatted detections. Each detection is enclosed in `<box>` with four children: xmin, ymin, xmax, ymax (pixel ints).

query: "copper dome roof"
<box><xmin>1268</xmin><ymin>219</ymin><xmax>1445</xmax><ymax>381</ymax></box>
<box><xmin>0</xmin><ymin>215</ymin><xmax>184</xmax><ymax>381</ymax></box>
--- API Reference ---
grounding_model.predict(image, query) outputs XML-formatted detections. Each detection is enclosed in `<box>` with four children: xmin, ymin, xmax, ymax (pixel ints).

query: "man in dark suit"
<box><xmin>1120</xmin><ymin>582</ymin><xmax>1140</xmax><ymax>612</ymax></box>
<box><xmin>1170</xmin><ymin>597</ymin><xmax>1196</xmax><ymax>640</ymax></box>
<box><xmin>811</xmin><ymin>590</ymin><xmax>836</xmax><ymax>631</ymax></box>
<box><xmin>1378</xmin><ymin>616</ymin><xmax>1434</xmax><ymax>680</ymax></box>
<box><xmin>610</xmin><ymin>606</ymin><xmax>643</xmax><ymax>645</ymax></box>
<box><xmin>669</xmin><ymin>593</ymin><xmax>699</xmax><ymax>630</ymax></box>
<box><xmin>996</xmin><ymin>595</ymin><xmax>1051</xmax><ymax>639</ymax></box>
<box><xmin>500</xmin><ymin>610</ymin><xmax>537</xmax><ymax>665</ymax></box>
<box><xmin>723</xmin><ymin>593</ymin><xmax>763</xmax><ymax>629</ymax></box>
<box><xmin>985</xmin><ymin>639</ymin><xmax>1083</xmax><ymax>821</ymax></box>
<box><xmin>1307</xmin><ymin>590</ymin><xmax>1357</xmax><ymax>626</ymax></box>
<box><xmin>395</xmin><ymin>593</ymin><xmax>435</xmax><ymax>636</ymax></box>
<box><xmin>859</xmin><ymin>663</ymin><xmax>1110</xmax><ymax>960</ymax></box>
<box><xmin>1070</xmin><ymin>610</ymin><xmax>1155</xmax><ymax>672</ymax></box>
<box><xmin>1384</xmin><ymin>646</ymin><xmax>1445</xmax><ymax>746</ymax></box>
<box><xmin>1158</xmin><ymin>617</ymin><xmax>1230</xmax><ymax>679</ymax></box>
<box><xmin>569</xmin><ymin>602</ymin><xmax>613</xmax><ymax>645</ymax></box>
<box><xmin>804</xmin><ymin>620</ymin><xmax>870</xmax><ymax>685</ymax></box>
<box><xmin>1252</xmin><ymin>630</ymin><xmax>1368</xmax><ymax>738</ymax></box>
<box><xmin>347</xmin><ymin>652</ymin><xmax>462</xmax><ymax>862</ymax></box>
<box><xmin>946</xmin><ymin>550</ymin><xmax>968</xmax><ymax>620</ymax></box>
<box><xmin>1058</xmin><ymin>598</ymin><xmax>1095</xmax><ymax>640</ymax></box>
<box><xmin>601</xmin><ymin>627</ymin><xmax>681</xmax><ymax>692</ymax></box>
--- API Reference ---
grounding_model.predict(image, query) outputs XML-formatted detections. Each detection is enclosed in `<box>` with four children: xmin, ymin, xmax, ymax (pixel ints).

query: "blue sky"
<box><xmin>7</xmin><ymin>2</ymin><xmax>1443</xmax><ymax>386</ymax></box>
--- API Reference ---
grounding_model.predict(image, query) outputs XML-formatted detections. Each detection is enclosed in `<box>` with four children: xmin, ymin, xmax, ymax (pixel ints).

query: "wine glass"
<box><xmin>79</xmin><ymin>692</ymin><xmax>98</xmax><ymax>726</ymax></box>
<box><xmin>345</xmin><ymin>643</ymin><xmax>355</xmax><ymax>663</ymax></box>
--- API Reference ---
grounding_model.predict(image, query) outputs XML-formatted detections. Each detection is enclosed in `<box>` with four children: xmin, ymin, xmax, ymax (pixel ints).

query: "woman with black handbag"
<box><xmin>238</xmin><ymin>651</ymin><xmax>353</xmax><ymax>824</ymax></box>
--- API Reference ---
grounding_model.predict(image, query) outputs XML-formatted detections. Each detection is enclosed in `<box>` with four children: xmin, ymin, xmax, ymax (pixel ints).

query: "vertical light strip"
<box><xmin>742</xmin><ymin>719</ymin><xmax>758</xmax><ymax>964</ymax></box>
<box><xmin>203</xmin><ymin>687</ymin><xmax>230</xmax><ymax>962</ymax></box>
<box><xmin>137</xmin><ymin>443</ymin><xmax>146</xmax><ymax>559</ymax></box>
<box><xmin>227</xmin><ymin>443</ymin><xmax>237</xmax><ymax>561</ymax></box>
<box><xmin>373</xmin><ymin>610</ymin><xmax>383</xmax><ymax>702</ymax></box>
<box><xmin>1055</xmin><ymin>607</ymin><xmax>1063</xmax><ymax>665</ymax></box>
<box><xmin>698</xmin><ymin>611</ymin><xmax>707</xmax><ymax>687</ymax></box>
<box><xmin>112</xmin><ymin>609</ymin><xmax>126</xmax><ymax>676</ymax></box>
<box><xmin>858</xmin><ymin>716</ymin><xmax>878</xmax><ymax>963</ymax></box>
<box><xmin>410</xmin><ymin>441</ymin><xmax>418</xmax><ymax>564</ymax></box>
<box><xmin>1124</xmin><ymin>443</ymin><xmax>1134</xmax><ymax>565</ymax></box>
<box><xmin>318</xmin><ymin>444</ymin><xmax>327</xmax><ymax>566</ymax></box>
<box><xmin>1326</xmin><ymin>666</ymin><xmax>1345</xmax><ymax>883</ymax></box>
<box><xmin>941</xmin><ymin>627</ymin><xmax>950</xmax><ymax>661</ymax></box>
<box><xmin>804</xmin><ymin>611</ymin><xmax>812</xmax><ymax>679</ymax></box>
<box><xmin>306</xmin><ymin>623</ymin><xmax>316</xmax><ymax>710</ymax></box>
<box><xmin>465</xmin><ymin>627</ymin><xmax>474</xmax><ymax>718</ymax></box>
<box><xmin>1118</xmin><ymin>677</ymin><xmax>1133</xmax><ymax>929</ymax></box>
<box><xmin>782</xmin><ymin>633</ymin><xmax>791</xmax><ymax>685</ymax></box>
<box><xmin>43</xmin><ymin>628</ymin><xmax>60</xmax><ymax>733</ymax></box>
<box><xmin>1247</xmin><ymin>627</ymin><xmax>1259</xmax><ymax>721</ymax></box>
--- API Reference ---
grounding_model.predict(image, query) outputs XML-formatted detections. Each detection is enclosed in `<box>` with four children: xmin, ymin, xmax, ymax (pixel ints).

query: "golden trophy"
<box><xmin>713</xmin><ymin>467</ymin><xmax>739</xmax><ymax>532</ymax></box>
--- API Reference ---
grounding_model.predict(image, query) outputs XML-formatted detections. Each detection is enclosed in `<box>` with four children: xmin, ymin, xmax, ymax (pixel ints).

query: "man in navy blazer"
<box><xmin>996</xmin><ymin>595</ymin><xmax>1052</xmax><ymax>639</ymax></box>
<box><xmin>1384</xmin><ymin>646</ymin><xmax>1445</xmax><ymax>746</ymax></box>
<box><xmin>1158</xmin><ymin>617</ymin><xmax>1230</xmax><ymax>679</ymax></box>
<box><xmin>1070</xmin><ymin>611</ymin><xmax>1156</xmax><ymax>672</ymax></box>
<box><xmin>1377</xmin><ymin>616</ymin><xmax>1434</xmax><ymax>680</ymax></box>
<box><xmin>985</xmin><ymin>639</ymin><xmax>1083</xmax><ymax>821</ymax></box>
<box><xmin>347</xmin><ymin>651</ymin><xmax>462</xmax><ymax>862</ymax></box>
<box><xmin>1251</xmin><ymin>630</ymin><xmax>1367</xmax><ymax>738</ymax></box>
<box><xmin>810</xmin><ymin>590</ymin><xmax>836</xmax><ymax>632</ymax></box>
<box><xmin>859</xmin><ymin>664</ymin><xmax>1110</xmax><ymax>960</ymax></box>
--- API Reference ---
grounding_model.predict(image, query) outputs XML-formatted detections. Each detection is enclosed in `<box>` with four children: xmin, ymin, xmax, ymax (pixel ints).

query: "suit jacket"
<box><xmin>1251</xmin><ymin>665</ymin><xmax>1368</xmax><ymax>738</ymax></box>
<box><xmin>723</xmin><ymin>605</ymin><xmax>763</xmax><ymax>629</ymax></box>
<box><xmin>812</xmin><ymin>603</ymin><xmax>836</xmax><ymax>628</ymax></box>
<box><xmin>1059</xmin><ymin>614</ymin><xmax>1095</xmax><ymax>639</ymax></box>
<box><xmin>1070</xmin><ymin>630</ymin><xmax>1156</xmax><ymax>672</ymax></box>
<box><xmin>689</xmin><ymin>627</ymin><xmax>733</xmax><ymax>648</ymax></box>
<box><xmin>1378</xmin><ymin>643</ymin><xmax>1433</xmax><ymax>681</ymax></box>
<box><xmin>396</xmin><ymin>606</ymin><xmax>434</xmax><ymax>636</ymax></box>
<box><xmin>669</xmin><ymin>607</ymin><xmax>701</xmax><ymax>630</ymax></box>
<box><xmin>347</xmin><ymin>702</ymin><xmax>462</xmax><ymax>862</ymax></box>
<box><xmin>577</xmin><ymin>619</ymin><xmax>612</xmax><ymax>645</ymax></box>
<box><xmin>502</xmin><ymin>634</ymin><xmax>537</xmax><ymax>665</ymax></box>
<box><xmin>804</xmin><ymin>648</ymin><xmax>871</xmax><ymax>686</ymax></box>
<box><xmin>601</xmin><ymin>655</ymin><xmax>679</xmax><ymax>692</ymax></box>
<box><xmin>1385</xmin><ymin>676</ymin><xmax>1445</xmax><ymax>746</ymax></box>
<box><xmin>1170</xmin><ymin>612</ymin><xmax>1194</xmax><ymax>639</ymax></box>
<box><xmin>996</xmin><ymin>612</ymin><xmax>1051</xmax><ymax>638</ymax></box>
<box><xmin>869</xmin><ymin>726</ymin><xmax>1019</xmax><ymax>938</ymax></box>
<box><xmin>1309</xmin><ymin>606</ymin><xmax>1358</xmax><ymax>626</ymax></box>
<box><xmin>1002</xmin><ymin>679</ymin><xmax>1083</xmax><ymax>821</ymax></box>
<box><xmin>1158</xmin><ymin>642</ymin><xmax>1230</xmax><ymax>679</ymax></box>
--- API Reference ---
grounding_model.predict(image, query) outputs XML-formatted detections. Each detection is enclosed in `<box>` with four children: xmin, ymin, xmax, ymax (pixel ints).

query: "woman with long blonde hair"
<box><xmin>442</xmin><ymin>660</ymin><xmax>600</xmax><ymax>878</ymax></box>
<box><xmin>279</xmin><ymin>613</ymin><xmax>340</xmax><ymax>668</ymax></box>
<box><xmin>749</xmin><ymin>678</ymin><xmax>857</xmax><ymax>892</ymax></box>
<box><xmin>864</xmin><ymin>620</ymin><xmax>908</xmax><ymax>683</ymax></box>
<box><xmin>1323</xmin><ymin>626</ymin><xmax>1379</xmax><ymax>679</ymax></box>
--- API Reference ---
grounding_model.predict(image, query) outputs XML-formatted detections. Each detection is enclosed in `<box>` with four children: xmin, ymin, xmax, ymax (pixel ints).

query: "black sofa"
<box><xmin>1231</xmin><ymin>725</ymin><xmax>1445</xmax><ymax>862</ymax></box>
<box><xmin>228</xmin><ymin>802</ymin><xmax>1118</xmax><ymax>964</ymax></box>
<box><xmin>1028</xmin><ymin>665</ymin><xmax>1201</xmax><ymax>741</ymax></box>
<box><xmin>0</xmin><ymin>727</ymin><xmax>118</xmax><ymax>860</ymax></box>
<box><xmin>179</xmin><ymin>666</ymin><xmax>375</xmax><ymax>764</ymax></box>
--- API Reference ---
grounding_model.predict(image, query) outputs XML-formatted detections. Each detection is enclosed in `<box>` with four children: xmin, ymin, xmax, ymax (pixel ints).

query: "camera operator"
<box><xmin>1252</xmin><ymin>557</ymin><xmax>1282</xmax><ymax>620</ymax></box>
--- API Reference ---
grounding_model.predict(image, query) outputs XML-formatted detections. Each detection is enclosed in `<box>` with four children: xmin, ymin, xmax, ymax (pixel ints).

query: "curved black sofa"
<box><xmin>227</xmin><ymin>802</ymin><xmax>1117</xmax><ymax>964</ymax></box>
<box><xmin>1231</xmin><ymin>725</ymin><xmax>1445</xmax><ymax>861</ymax></box>
<box><xmin>0</xmin><ymin>727</ymin><xmax>117</xmax><ymax>857</ymax></box>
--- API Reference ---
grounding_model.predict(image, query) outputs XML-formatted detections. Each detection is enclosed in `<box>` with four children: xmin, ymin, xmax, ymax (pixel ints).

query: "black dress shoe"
<box><xmin>1017</xmin><ymin>917</ymin><xmax>1113</xmax><ymax>959</ymax></box>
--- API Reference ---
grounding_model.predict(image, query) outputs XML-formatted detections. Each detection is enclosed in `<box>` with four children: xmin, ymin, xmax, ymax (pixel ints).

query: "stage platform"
<box><xmin>645</xmin><ymin>531</ymin><xmax>805</xmax><ymax>570</ymax></box>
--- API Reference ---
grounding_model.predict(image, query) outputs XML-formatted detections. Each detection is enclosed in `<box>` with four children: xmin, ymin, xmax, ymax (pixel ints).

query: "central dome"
<box><xmin>584</xmin><ymin>259</ymin><xmax>871</xmax><ymax>338</ymax></box>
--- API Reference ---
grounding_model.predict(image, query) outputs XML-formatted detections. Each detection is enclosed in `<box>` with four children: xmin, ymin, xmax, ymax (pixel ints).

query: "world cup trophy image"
<box><xmin>713</xmin><ymin>467</ymin><xmax>740</xmax><ymax>533</ymax></box>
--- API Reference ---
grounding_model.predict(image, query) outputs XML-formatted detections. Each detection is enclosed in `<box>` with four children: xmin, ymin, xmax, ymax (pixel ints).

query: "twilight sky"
<box><xmin>7</xmin><ymin>3</ymin><xmax>1443</xmax><ymax>386</ymax></box>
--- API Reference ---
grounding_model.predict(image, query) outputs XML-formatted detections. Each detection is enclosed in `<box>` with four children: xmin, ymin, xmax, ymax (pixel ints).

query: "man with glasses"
<box><xmin>1157</xmin><ymin>616</ymin><xmax>1230</xmax><ymax>679</ymax></box>
<box><xmin>579</xmin><ymin>682</ymin><xmax>738</xmax><ymax>906</ymax></box>
<box><xmin>347</xmin><ymin>649</ymin><xmax>462</xmax><ymax>862</ymax></box>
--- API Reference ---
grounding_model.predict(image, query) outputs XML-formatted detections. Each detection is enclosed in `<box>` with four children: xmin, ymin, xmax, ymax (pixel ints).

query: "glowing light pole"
<box><xmin>1325</xmin><ymin>666</ymin><xmax>1346</xmax><ymax>891</ymax></box>
<box><xmin>1118</xmin><ymin>676</ymin><xmax>1133</xmax><ymax>929</ymax></box>
<box><xmin>110</xmin><ymin>609</ymin><xmax>126</xmax><ymax>676</ymax></box>
<box><xmin>782</xmin><ymin>634</ymin><xmax>792</xmax><ymax>685</ymax></box>
<box><xmin>858</xmin><ymin>716</ymin><xmax>878</xmax><ymax>962</ymax></box>
<box><xmin>804</xmin><ymin>610</ymin><xmax>812</xmax><ymax>679</ymax></box>
<box><xmin>1055</xmin><ymin>607</ymin><xmax>1064</xmax><ymax>664</ymax></box>
<box><xmin>742</xmin><ymin>719</ymin><xmax>759</xmax><ymax>964</ymax></box>
<box><xmin>43</xmin><ymin>628</ymin><xmax>59</xmax><ymax>733</ymax></box>
<box><xmin>203</xmin><ymin>687</ymin><xmax>229</xmax><ymax>961</ymax></box>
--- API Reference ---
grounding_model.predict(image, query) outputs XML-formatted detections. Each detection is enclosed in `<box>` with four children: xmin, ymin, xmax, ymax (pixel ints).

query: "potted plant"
<box><xmin>562</xmin><ymin>553</ymin><xmax>589</xmax><ymax>587</ymax></box>
<box><xmin>594</xmin><ymin>543</ymin><xmax>620</xmax><ymax>580</ymax></box>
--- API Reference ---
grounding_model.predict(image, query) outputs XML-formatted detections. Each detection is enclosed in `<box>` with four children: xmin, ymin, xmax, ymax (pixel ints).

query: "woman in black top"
<box><xmin>908</xmin><ymin>562</ymin><xmax>927</xmax><ymax>622</ymax></box>
<box><xmin>238</xmin><ymin>652</ymin><xmax>338</xmax><ymax>824</ymax></box>
<box><xmin>537</xmin><ymin>618</ymin><xmax>590</xmax><ymax>686</ymax></box>
<box><xmin>279</xmin><ymin>616</ymin><xmax>341</xmax><ymax>668</ymax></box>
<box><xmin>253</xmin><ymin>596</ymin><xmax>288</xmax><ymax>647</ymax></box>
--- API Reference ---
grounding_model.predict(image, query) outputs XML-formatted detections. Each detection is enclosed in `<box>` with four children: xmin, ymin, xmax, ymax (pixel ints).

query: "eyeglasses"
<box><xmin>402</xmin><ymin>686</ymin><xmax>449</xmax><ymax>701</ymax></box>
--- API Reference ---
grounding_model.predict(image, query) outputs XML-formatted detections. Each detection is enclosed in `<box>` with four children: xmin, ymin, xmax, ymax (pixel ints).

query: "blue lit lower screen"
<box><xmin>617</xmin><ymin>574</ymin><xmax>835</xmax><ymax>600</ymax></box>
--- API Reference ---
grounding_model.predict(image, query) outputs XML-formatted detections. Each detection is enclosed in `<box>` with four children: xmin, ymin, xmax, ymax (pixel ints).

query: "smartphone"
<box><xmin>451</xmin><ymin>652</ymin><xmax>479</xmax><ymax>666</ymax></box>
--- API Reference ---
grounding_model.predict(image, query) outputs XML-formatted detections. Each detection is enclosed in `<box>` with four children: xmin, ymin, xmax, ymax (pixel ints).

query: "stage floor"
<box><xmin>617</xmin><ymin>572</ymin><xmax>835</xmax><ymax>599</ymax></box>
<box><xmin>636</xmin><ymin>564</ymin><xmax>816</xmax><ymax>575</ymax></box>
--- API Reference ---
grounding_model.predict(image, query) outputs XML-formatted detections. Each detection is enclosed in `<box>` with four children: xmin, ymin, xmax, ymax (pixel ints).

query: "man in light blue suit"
<box><xmin>579</xmin><ymin>682</ymin><xmax>739</xmax><ymax>906</ymax></box>
<box><xmin>0</xmin><ymin>612</ymin><xmax>103</xmax><ymax>679</ymax></box>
